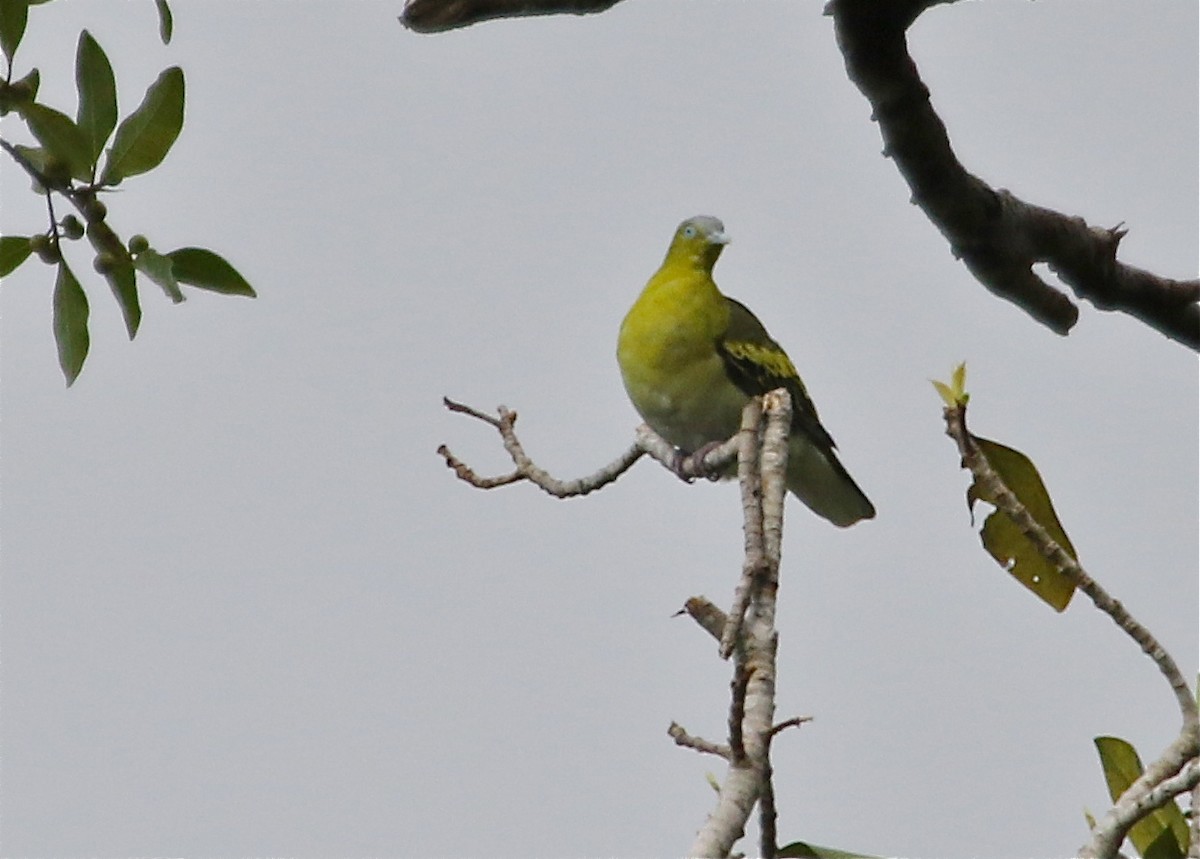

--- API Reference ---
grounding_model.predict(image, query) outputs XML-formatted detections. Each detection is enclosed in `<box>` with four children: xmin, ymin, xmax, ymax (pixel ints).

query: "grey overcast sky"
<box><xmin>1</xmin><ymin>1</ymin><xmax>1196</xmax><ymax>857</ymax></box>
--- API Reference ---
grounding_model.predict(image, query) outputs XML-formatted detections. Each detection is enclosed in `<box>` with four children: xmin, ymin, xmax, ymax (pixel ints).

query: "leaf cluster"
<box><xmin>0</xmin><ymin>0</ymin><xmax>252</xmax><ymax>385</ymax></box>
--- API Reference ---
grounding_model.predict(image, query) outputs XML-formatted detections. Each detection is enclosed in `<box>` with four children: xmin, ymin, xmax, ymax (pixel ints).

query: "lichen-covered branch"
<box><xmin>439</xmin><ymin>396</ymin><xmax>743</xmax><ymax>499</ymax></box>
<box><xmin>686</xmin><ymin>393</ymin><xmax>790</xmax><ymax>858</ymax></box>
<box><xmin>438</xmin><ymin>396</ymin><xmax>645</xmax><ymax>497</ymax></box>
<box><xmin>829</xmin><ymin>0</ymin><xmax>1199</xmax><ymax>349</ymax></box>
<box><xmin>668</xmin><ymin>721</ymin><xmax>732</xmax><ymax>761</ymax></box>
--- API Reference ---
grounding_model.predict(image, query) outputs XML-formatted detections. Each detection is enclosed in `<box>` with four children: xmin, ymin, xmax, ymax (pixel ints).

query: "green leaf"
<box><xmin>166</xmin><ymin>247</ymin><xmax>255</xmax><ymax>297</ymax></box>
<box><xmin>1094</xmin><ymin>737</ymin><xmax>1189</xmax><ymax>859</ymax></box>
<box><xmin>0</xmin><ymin>234</ymin><xmax>32</xmax><ymax>277</ymax></box>
<box><xmin>133</xmin><ymin>247</ymin><xmax>184</xmax><ymax>303</ymax></box>
<box><xmin>967</xmin><ymin>437</ymin><xmax>1078</xmax><ymax>612</ymax></box>
<box><xmin>154</xmin><ymin>0</ymin><xmax>173</xmax><ymax>44</ymax></box>
<box><xmin>0</xmin><ymin>65</ymin><xmax>38</xmax><ymax>116</ymax></box>
<box><xmin>778</xmin><ymin>840</ymin><xmax>881</xmax><ymax>859</ymax></box>
<box><xmin>53</xmin><ymin>260</ymin><xmax>89</xmax><ymax>385</ymax></box>
<box><xmin>100</xmin><ymin>66</ymin><xmax>184</xmax><ymax>185</ymax></box>
<box><xmin>0</xmin><ymin>0</ymin><xmax>29</xmax><ymax>65</ymax></box>
<box><xmin>932</xmin><ymin>361</ymin><xmax>969</xmax><ymax>408</ymax></box>
<box><xmin>21</xmin><ymin>102</ymin><xmax>94</xmax><ymax>181</ymax></box>
<box><xmin>75</xmin><ymin>30</ymin><xmax>117</xmax><ymax>167</ymax></box>
<box><xmin>11</xmin><ymin>143</ymin><xmax>50</xmax><ymax>190</ymax></box>
<box><xmin>104</xmin><ymin>260</ymin><xmax>141</xmax><ymax>339</ymax></box>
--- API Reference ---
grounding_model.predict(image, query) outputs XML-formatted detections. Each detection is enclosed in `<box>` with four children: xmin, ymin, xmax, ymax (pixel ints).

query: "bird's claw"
<box><xmin>672</xmin><ymin>442</ymin><xmax>725</xmax><ymax>484</ymax></box>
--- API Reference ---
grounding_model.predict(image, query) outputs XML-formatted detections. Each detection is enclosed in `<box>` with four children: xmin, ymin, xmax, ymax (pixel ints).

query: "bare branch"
<box><xmin>400</xmin><ymin>0</ymin><xmax>622</xmax><ymax>33</ymax></box>
<box><xmin>829</xmin><ymin>0</ymin><xmax>1199</xmax><ymax>349</ymax></box>
<box><xmin>439</xmin><ymin>396</ymin><xmax>643</xmax><ymax>497</ymax></box>
<box><xmin>668</xmin><ymin>722</ymin><xmax>732</xmax><ymax>761</ymax></box>
<box><xmin>635</xmin><ymin>423</ymin><xmax>741</xmax><ymax>485</ymax></box>
<box><xmin>759</xmin><ymin>713</ymin><xmax>813</xmax><ymax>859</ymax></box>
<box><xmin>688</xmin><ymin>395</ymin><xmax>790</xmax><ymax>858</ymax></box>
<box><xmin>720</xmin><ymin>398</ymin><xmax>767</xmax><ymax>659</ymax></box>
<box><xmin>678</xmin><ymin>596</ymin><xmax>728</xmax><ymax>642</ymax></box>
<box><xmin>768</xmin><ymin>715</ymin><xmax>814</xmax><ymax>739</ymax></box>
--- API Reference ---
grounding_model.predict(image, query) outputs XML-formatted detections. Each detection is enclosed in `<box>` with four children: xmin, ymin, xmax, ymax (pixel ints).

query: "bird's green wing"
<box><xmin>717</xmin><ymin>297</ymin><xmax>837</xmax><ymax>453</ymax></box>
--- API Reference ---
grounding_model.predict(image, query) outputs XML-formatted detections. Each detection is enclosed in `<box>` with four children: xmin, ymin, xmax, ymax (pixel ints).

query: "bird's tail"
<box><xmin>786</xmin><ymin>436</ymin><xmax>875</xmax><ymax>527</ymax></box>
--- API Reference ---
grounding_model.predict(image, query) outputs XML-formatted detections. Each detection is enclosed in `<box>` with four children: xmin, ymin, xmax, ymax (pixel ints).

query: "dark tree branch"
<box><xmin>400</xmin><ymin>0</ymin><xmax>1197</xmax><ymax>345</ymax></box>
<box><xmin>400</xmin><ymin>0</ymin><xmax>621</xmax><ymax>33</ymax></box>
<box><xmin>828</xmin><ymin>0</ymin><xmax>1199</xmax><ymax>349</ymax></box>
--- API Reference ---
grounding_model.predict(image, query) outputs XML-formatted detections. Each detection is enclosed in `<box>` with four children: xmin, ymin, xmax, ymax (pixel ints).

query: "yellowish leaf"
<box><xmin>1094</xmin><ymin>736</ymin><xmax>1189</xmax><ymax>858</ymax></box>
<box><xmin>968</xmin><ymin>437</ymin><xmax>1077</xmax><ymax>612</ymax></box>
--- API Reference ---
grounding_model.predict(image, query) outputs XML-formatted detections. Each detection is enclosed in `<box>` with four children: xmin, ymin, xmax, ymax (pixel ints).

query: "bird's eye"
<box><xmin>683</xmin><ymin>226</ymin><xmax>696</xmax><ymax>238</ymax></box>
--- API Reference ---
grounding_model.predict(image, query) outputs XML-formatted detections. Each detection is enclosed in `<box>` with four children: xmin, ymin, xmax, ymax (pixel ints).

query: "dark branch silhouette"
<box><xmin>399</xmin><ymin>0</ymin><xmax>1198</xmax><ymax>349</ymax></box>
<box><xmin>401</xmin><ymin>0</ymin><xmax>619</xmax><ymax>32</ymax></box>
<box><xmin>828</xmin><ymin>0</ymin><xmax>1199</xmax><ymax>349</ymax></box>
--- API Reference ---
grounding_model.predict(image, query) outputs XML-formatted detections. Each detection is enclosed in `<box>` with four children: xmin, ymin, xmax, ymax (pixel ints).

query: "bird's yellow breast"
<box><xmin>617</xmin><ymin>264</ymin><xmax>747</xmax><ymax>451</ymax></box>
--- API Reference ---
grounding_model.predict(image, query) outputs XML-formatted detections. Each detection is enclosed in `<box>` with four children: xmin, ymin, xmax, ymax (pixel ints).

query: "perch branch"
<box><xmin>719</xmin><ymin>398</ymin><xmax>766</xmax><ymax>660</ymax></box>
<box><xmin>720</xmin><ymin>390</ymin><xmax>792</xmax><ymax>660</ymax></box>
<box><xmin>440</xmin><ymin>396</ymin><xmax>743</xmax><ymax>500</ymax></box>
<box><xmin>686</xmin><ymin>395</ymin><xmax>789</xmax><ymax>858</ymax></box>
<box><xmin>828</xmin><ymin>0</ymin><xmax>1199</xmax><ymax>349</ymax></box>
<box><xmin>439</xmin><ymin>396</ymin><xmax>644</xmax><ymax>497</ymax></box>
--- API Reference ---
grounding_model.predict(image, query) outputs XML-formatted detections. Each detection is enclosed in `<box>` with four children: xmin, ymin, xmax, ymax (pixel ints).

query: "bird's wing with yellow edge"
<box><xmin>717</xmin><ymin>297</ymin><xmax>836</xmax><ymax>453</ymax></box>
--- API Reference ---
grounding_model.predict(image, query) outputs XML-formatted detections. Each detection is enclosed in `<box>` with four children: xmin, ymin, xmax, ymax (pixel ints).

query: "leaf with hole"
<box><xmin>967</xmin><ymin>437</ymin><xmax>1077</xmax><ymax>612</ymax></box>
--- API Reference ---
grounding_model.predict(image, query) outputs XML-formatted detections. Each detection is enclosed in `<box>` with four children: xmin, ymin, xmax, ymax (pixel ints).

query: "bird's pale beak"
<box><xmin>712</xmin><ymin>231</ymin><xmax>731</xmax><ymax>245</ymax></box>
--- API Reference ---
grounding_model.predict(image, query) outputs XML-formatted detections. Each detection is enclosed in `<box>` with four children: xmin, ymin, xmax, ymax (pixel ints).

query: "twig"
<box><xmin>828</xmin><ymin>0</ymin><xmax>1198</xmax><ymax>349</ymax></box>
<box><xmin>768</xmin><ymin>716</ymin><xmax>814</xmax><ymax>739</ymax></box>
<box><xmin>439</xmin><ymin>396</ymin><xmax>644</xmax><ymax>497</ymax></box>
<box><xmin>668</xmin><ymin>722</ymin><xmax>732</xmax><ymax>760</ymax></box>
<box><xmin>677</xmin><ymin>597</ymin><xmax>728</xmax><ymax>643</ymax></box>
<box><xmin>757</xmin><ymin>713</ymin><xmax>812</xmax><ymax>859</ymax></box>
<box><xmin>634</xmin><ymin>424</ymin><xmax>741</xmax><ymax>484</ymax></box>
